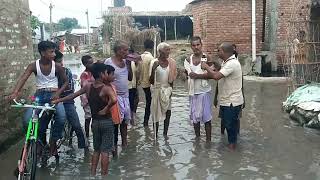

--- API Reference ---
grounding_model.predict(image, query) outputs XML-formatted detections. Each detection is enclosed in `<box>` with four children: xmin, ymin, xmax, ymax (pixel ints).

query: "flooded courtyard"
<box><xmin>1</xmin><ymin>55</ymin><xmax>320</xmax><ymax>180</ymax></box>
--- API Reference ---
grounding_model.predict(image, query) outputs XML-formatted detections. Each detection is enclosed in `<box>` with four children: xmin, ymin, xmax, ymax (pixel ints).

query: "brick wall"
<box><xmin>192</xmin><ymin>0</ymin><xmax>264</xmax><ymax>56</ymax></box>
<box><xmin>276</xmin><ymin>0</ymin><xmax>310</xmax><ymax>46</ymax></box>
<box><xmin>0</xmin><ymin>0</ymin><xmax>34</xmax><ymax>152</ymax></box>
<box><xmin>260</xmin><ymin>0</ymin><xmax>310</xmax><ymax>63</ymax></box>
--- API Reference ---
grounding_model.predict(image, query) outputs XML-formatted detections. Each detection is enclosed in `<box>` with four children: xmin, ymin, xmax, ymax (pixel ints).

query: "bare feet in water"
<box><xmin>228</xmin><ymin>144</ymin><xmax>236</xmax><ymax>151</ymax></box>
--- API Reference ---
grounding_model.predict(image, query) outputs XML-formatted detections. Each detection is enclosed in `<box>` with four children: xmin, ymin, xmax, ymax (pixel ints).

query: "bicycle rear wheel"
<box><xmin>57</xmin><ymin>120</ymin><xmax>72</xmax><ymax>148</ymax></box>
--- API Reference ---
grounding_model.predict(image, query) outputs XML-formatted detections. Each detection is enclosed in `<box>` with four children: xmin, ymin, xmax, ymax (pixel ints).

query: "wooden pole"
<box><xmin>49</xmin><ymin>3</ymin><xmax>53</xmax><ymax>37</ymax></box>
<box><xmin>174</xmin><ymin>18</ymin><xmax>177</xmax><ymax>40</ymax></box>
<box><xmin>119</xmin><ymin>19</ymin><xmax>122</xmax><ymax>39</ymax></box>
<box><xmin>154</xmin><ymin>32</ymin><xmax>157</xmax><ymax>57</ymax></box>
<box><xmin>164</xmin><ymin>18</ymin><xmax>167</xmax><ymax>41</ymax></box>
<box><xmin>86</xmin><ymin>9</ymin><xmax>90</xmax><ymax>45</ymax></box>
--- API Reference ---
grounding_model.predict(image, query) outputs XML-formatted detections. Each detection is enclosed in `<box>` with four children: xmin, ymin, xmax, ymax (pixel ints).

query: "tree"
<box><xmin>30</xmin><ymin>15</ymin><xmax>40</xmax><ymax>36</ymax></box>
<box><xmin>57</xmin><ymin>17</ymin><xmax>81</xmax><ymax>31</ymax></box>
<box><xmin>102</xmin><ymin>15</ymin><xmax>114</xmax><ymax>41</ymax></box>
<box><xmin>114</xmin><ymin>0</ymin><xmax>125</xmax><ymax>7</ymax></box>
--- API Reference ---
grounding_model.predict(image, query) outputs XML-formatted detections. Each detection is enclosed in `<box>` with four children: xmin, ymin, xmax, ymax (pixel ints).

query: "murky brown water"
<box><xmin>1</xmin><ymin>54</ymin><xmax>320</xmax><ymax>180</ymax></box>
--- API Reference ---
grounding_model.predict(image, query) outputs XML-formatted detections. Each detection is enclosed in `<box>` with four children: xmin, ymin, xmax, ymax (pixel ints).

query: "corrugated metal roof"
<box><xmin>71</xmin><ymin>29</ymin><xmax>93</xmax><ymax>35</ymax></box>
<box><xmin>106</xmin><ymin>10</ymin><xmax>191</xmax><ymax>17</ymax></box>
<box><xmin>129</xmin><ymin>11</ymin><xmax>191</xmax><ymax>17</ymax></box>
<box><xmin>55</xmin><ymin>31</ymin><xmax>67</xmax><ymax>37</ymax></box>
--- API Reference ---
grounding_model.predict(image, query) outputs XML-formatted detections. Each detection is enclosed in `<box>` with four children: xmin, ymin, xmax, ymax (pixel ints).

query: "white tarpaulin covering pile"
<box><xmin>283</xmin><ymin>83</ymin><xmax>320</xmax><ymax>128</ymax></box>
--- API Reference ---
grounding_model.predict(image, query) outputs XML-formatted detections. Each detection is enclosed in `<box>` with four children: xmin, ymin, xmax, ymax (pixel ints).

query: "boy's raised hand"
<box><xmin>51</xmin><ymin>98</ymin><xmax>61</xmax><ymax>104</ymax></box>
<box><xmin>51</xmin><ymin>92</ymin><xmax>61</xmax><ymax>101</ymax></box>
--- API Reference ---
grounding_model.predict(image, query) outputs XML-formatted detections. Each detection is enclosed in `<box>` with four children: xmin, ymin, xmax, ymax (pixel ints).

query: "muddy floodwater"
<box><xmin>1</xmin><ymin>55</ymin><xmax>320</xmax><ymax>180</ymax></box>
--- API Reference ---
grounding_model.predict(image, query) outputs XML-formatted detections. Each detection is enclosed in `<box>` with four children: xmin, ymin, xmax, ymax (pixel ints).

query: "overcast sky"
<box><xmin>29</xmin><ymin>0</ymin><xmax>192</xmax><ymax>27</ymax></box>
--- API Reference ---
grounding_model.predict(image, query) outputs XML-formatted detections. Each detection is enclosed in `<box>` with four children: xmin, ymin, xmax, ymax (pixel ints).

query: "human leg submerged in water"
<box><xmin>163</xmin><ymin>110</ymin><xmax>171</xmax><ymax>139</ymax></box>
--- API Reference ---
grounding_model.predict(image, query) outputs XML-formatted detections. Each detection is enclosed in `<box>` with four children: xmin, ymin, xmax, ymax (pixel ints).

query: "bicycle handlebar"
<box><xmin>11</xmin><ymin>99</ymin><xmax>56</xmax><ymax>119</ymax></box>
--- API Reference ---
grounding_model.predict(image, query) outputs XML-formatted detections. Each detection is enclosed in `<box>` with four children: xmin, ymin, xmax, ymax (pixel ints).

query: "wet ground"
<box><xmin>1</xmin><ymin>54</ymin><xmax>320</xmax><ymax>180</ymax></box>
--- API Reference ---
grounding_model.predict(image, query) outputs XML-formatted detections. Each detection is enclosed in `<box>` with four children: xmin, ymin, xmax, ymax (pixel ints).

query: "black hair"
<box><xmin>38</xmin><ymin>41</ymin><xmax>57</xmax><ymax>54</ymax></box>
<box><xmin>105</xmin><ymin>64</ymin><xmax>115</xmax><ymax>75</ymax></box>
<box><xmin>144</xmin><ymin>39</ymin><xmax>154</xmax><ymax>49</ymax></box>
<box><xmin>54</xmin><ymin>50</ymin><xmax>63</xmax><ymax>63</ymax></box>
<box><xmin>232</xmin><ymin>44</ymin><xmax>238</xmax><ymax>58</ymax></box>
<box><xmin>90</xmin><ymin>63</ymin><xmax>108</xmax><ymax>79</ymax></box>
<box><xmin>81</xmin><ymin>55</ymin><xmax>92</xmax><ymax>66</ymax></box>
<box><xmin>129</xmin><ymin>45</ymin><xmax>135</xmax><ymax>54</ymax></box>
<box><xmin>190</xmin><ymin>36</ymin><xmax>202</xmax><ymax>45</ymax></box>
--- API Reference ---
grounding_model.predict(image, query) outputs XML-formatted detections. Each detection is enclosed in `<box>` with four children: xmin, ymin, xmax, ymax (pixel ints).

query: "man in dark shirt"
<box><xmin>54</xmin><ymin>50</ymin><xmax>87</xmax><ymax>150</ymax></box>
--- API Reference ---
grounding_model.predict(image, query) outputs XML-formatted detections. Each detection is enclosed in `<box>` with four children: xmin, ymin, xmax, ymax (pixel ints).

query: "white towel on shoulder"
<box><xmin>184</xmin><ymin>59</ymin><xmax>195</xmax><ymax>96</ymax></box>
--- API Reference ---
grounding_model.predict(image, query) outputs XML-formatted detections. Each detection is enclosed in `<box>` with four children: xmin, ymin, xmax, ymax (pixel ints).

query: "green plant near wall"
<box><xmin>30</xmin><ymin>15</ymin><xmax>40</xmax><ymax>36</ymax></box>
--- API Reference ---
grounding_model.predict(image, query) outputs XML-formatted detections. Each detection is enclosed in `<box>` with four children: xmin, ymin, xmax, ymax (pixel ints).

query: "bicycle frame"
<box><xmin>11</xmin><ymin>99</ymin><xmax>55</xmax><ymax>179</ymax></box>
<box><xmin>18</xmin><ymin>109</ymin><xmax>39</xmax><ymax>174</ymax></box>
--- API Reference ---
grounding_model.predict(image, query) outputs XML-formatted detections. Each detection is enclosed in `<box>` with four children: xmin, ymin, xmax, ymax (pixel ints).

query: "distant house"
<box><xmin>50</xmin><ymin>30</ymin><xmax>66</xmax><ymax>43</ymax></box>
<box><xmin>106</xmin><ymin>6</ymin><xmax>193</xmax><ymax>41</ymax></box>
<box><xmin>90</xmin><ymin>26</ymin><xmax>100</xmax><ymax>44</ymax></box>
<box><xmin>70</xmin><ymin>28</ymin><xmax>93</xmax><ymax>45</ymax></box>
<box><xmin>129</xmin><ymin>11</ymin><xmax>193</xmax><ymax>41</ymax></box>
<box><xmin>54</xmin><ymin>30</ymin><xmax>68</xmax><ymax>38</ymax></box>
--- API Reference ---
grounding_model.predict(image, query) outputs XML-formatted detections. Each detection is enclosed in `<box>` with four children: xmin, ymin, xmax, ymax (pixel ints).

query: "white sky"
<box><xmin>29</xmin><ymin>0</ymin><xmax>192</xmax><ymax>27</ymax></box>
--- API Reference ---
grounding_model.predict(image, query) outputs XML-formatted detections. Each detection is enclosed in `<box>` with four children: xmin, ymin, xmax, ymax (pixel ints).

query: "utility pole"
<box><xmin>252</xmin><ymin>0</ymin><xmax>256</xmax><ymax>63</ymax></box>
<box><xmin>101</xmin><ymin>0</ymin><xmax>103</xmax><ymax>17</ymax></box>
<box><xmin>85</xmin><ymin>9</ymin><xmax>91</xmax><ymax>45</ymax></box>
<box><xmin>49</xmin><ymin>3</ymin><xmax>53</xmax><ymax>37</ymax></box>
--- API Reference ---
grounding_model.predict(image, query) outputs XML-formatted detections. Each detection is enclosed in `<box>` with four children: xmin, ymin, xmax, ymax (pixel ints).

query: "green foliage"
<box><xmin>30</xmin><ymin>15</ymin><xmax>40</xmax><ymax>35</ymax></box>
<box><xmin>57</xmin><ymin>17</ymin><xmax>81</xmax><ymax>31</ymax></box>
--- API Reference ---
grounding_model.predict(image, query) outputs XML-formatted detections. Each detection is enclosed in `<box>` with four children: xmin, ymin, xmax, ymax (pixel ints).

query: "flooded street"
<box><xmin>1</xmin><ymin>54</ymin><xmax>320</xmax><ymax>180</ymax></box>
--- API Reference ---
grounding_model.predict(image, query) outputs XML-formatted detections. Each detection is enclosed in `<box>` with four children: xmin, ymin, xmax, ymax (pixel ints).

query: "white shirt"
<box><xmin>155</xmin><ymin>65</ymin><xmax>170</xmax><ymax>88</ymax></box>
<box><xmin>128</xmin><ymin>61</ymin><xmax>138</xmax><ymax>89</ymax></box>
<box><xmin>189</xmin><ymin>54</ymin><xmax>211</xmax><ymax>94</ymax></box>
<box><xmin>218</xmin><ymin>55</ymin><xmax>244</xmax><ymax>106</ymax></box>
<box><xmin>35</xmin><ymin>60</ymin><xmax>58</xmax><ymax>89</ymax></box>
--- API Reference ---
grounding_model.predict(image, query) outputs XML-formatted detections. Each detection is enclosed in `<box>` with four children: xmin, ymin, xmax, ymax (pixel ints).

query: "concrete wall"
<box><xmin>0</xmin><ymin>0</ymin><xmax>35</xmax><ymax>152</ymax></box>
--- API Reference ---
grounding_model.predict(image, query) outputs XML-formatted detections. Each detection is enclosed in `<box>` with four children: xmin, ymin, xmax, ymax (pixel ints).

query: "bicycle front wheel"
<box><xmin>27</xmin><ymin>140</ymin><xmax>37</xmax><ymax>180</ymax></box>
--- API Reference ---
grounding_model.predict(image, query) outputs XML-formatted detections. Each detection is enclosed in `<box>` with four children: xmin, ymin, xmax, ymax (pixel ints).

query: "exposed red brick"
<box><xmin>191</xmin><ymin>0</ymin><xmax>264</xmax><ymax>55</ymax></box>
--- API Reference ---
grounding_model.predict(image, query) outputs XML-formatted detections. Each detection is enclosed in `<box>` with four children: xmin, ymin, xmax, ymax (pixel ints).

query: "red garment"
<box><xmin>110</xmin><ymin>85</ymin><xmax>121</xmax><ymax>125</ymax></box>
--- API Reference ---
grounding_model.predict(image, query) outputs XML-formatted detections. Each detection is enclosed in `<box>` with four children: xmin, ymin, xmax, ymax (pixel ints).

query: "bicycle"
<box><xmin>37</xmin><ymin>109</ymin><xmax>76</xmax><ymax>166</ymax></box>
<box><xmin>11</xmin><ymin>99</ymin><xmax>55</xmax><ymax>180</ymax></box>
<box><xmin>57</xmin><ymin>119</ymin><xmax>75</xmax><ymax>148</ymax></box>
